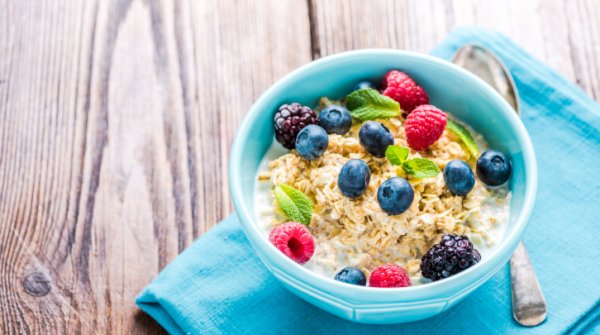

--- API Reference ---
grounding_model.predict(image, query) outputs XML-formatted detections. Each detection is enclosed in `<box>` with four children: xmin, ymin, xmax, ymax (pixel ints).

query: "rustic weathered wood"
<box><xmin>0</xmin><ymin>0</ymin><xmax>599</xmax><ymax>333</ymax></box>
<box><xmin>0</xmin><ymin>0</ymin><xmax>311</xmax><ymax>333</ymax></box>
<box><xmin>310</xmin><ymin>0</ymin><xmax>600</xmax><ymax>99</ymax></box>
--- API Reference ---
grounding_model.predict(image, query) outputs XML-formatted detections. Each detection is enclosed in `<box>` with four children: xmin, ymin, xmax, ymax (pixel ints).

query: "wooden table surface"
<box><xmin>1</xmin><ymin>0</ymin><xmax>599</xmax><ymax>333</ymax></box>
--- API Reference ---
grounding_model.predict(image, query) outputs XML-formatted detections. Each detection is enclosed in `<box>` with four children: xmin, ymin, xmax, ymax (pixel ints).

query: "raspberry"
<box><xmin>381</xmin><ymin>70</ymin><xmax>429</xmax><ymax>113</ymax></box>
<box><xmin>420</xmin><ymin>234</ymin><xmax>480</xmax><ymax>281</ymax></box>
<box><xmin>369</xmin><ymin>264</ymin><xmax>411</xmax><ymax>288</ymax></box>
<box><xmin>273</xmin><ymin>103</ymin><xmax>318</xmax><ymax>149</ymax></box>
<box><xmin>404</xmin><ymin>105</ymin><xmax>447</xmax><ymax>151</ymax></box>
<box><xmin>269</xmin><ymin>222</ymin><xmax>315</xmax><ymax>264</ymax></box>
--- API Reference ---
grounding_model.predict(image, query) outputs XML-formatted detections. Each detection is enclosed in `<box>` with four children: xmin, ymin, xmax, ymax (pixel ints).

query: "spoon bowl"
<box><xmin>453</xmin><ymin>45</ymin><xmax>520</xmax><ymax>114</ymax></box>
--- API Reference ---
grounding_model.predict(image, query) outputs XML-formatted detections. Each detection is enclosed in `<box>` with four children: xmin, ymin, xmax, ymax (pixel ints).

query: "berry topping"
<box><xmin>420</xmin><ymin>234</ymin><xmax>480</xmax><ymax>281</ymax></box>
<box><xmin>381</xmin><ymin>70</ymin><xmax>429</xmax><ymax>113</ymax></box>
<box><xmin>377</xmin><ymin>177</ymin><xmax>414</xmax><ymax>215</ymax></box>
<box><xmin>476</xmin><ymin>150</ymin><xmax>512</xmax><ymax>186</ymax></box>
<box><xmin>353</xmin><ymin>80</ymin><xmax>375</xmax><ymax>91</ymax></box>
<box><xmin>274</xmin><ymin>103</ymin><xmax>318</xmax><ymax>149</ymax></box>
<box><xmin>334</xmin><ymin>267</ymin><xmax>367</xmax><ymax>286</ymax></box>
<box><xmin>359</xmin><ymin>121</ymin><xmax>394</xmax><ymax>157</ymax></box>
<box><xmin>338</xmin><ymin>159</ymin><xmax>371</xmax><ymax>198</ymax></box>
<box><xmin>369</xmin><ymin>264</ymin><xmax>412</xmax><ymax>288</ymax></box>
<box><xmin>443</xmin><ymin>160</ymin><xmax>476</xmax><ymax>196</ymax></box>
<box><xmin>269</xmin><ymin>222</ymin><xmax>315</xmax><ymax>264</ymax></box>
<box><xmin>319</xmin><ymin>105</ymin><xmax>353</xmax><ymax>135</ymax></box>
<box><xmin>295</xmin><ymin>125</ymin><xmax>329</xmax><ymax>160</ymax></box>
<box><xmin>404</xmin><ymin>105</ymin><xmax>447</xmax><ymax>151</ymax></box>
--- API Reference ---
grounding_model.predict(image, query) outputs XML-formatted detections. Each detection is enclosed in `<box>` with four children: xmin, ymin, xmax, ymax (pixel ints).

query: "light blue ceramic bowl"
<box><xmin>229</xmin><ymin>49</ymin><xmax>537</xmax><ymax>324</ymax></box>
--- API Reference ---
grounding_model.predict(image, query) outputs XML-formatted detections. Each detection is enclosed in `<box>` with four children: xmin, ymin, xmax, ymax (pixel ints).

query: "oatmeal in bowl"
<box><xmin>254</xmin><ymin>70</ymin><xmax>513</xmax><ymax>288</ymax></box>
<box><xmin>229</xmin><ymin>49</ymin><xmax>536</xmax><ymax>323</ymax></box>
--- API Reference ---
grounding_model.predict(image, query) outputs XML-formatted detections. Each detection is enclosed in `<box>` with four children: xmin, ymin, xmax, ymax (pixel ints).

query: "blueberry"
<box><xmin>295</xmin><ymin>125</ymin><xmax>329</xmax><ymax>160</ymax></box>
<box><xmin>358</xmin><ymin>121</ymin><xmax>394</xmax><ymax>158</ymax></box>
<box><xmin>338</xmin><ymin>159</ymin><xmax>371</xmax><ymax>198</ymax></box>
<box><xmin>334</xmin><ymin>267</ymin><xmax>367</xmax><ymax>286</ymax></box>
<box><xmin>319</xmin><ymin>105</ymin><xmax>352</xmax><ymax>135</ymax></box>
<box><xmin>377</xmin><ymin>177</ymin><xmax>414</xmax><ymax>215</ymax></box>
<box><xmin>353</xmin><ymin>80</ymin><xmax>375</xmax><ymax>91</ymax></box>
<box><xmin>476</xmin><ymin>150</ymin><xmax>512</xmax><ymax>186</ymax></box>
<box><xmin>443</xmin><ymin>160</ymin><xmax>476</xmax><ymax>196</ymax></box>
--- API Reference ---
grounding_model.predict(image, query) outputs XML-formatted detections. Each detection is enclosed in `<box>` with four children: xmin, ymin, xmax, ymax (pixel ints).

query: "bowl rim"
<box><xmin>229</xmin><ymin>49</ymin><xmax>537</xmax><ymax>298</ymax></box>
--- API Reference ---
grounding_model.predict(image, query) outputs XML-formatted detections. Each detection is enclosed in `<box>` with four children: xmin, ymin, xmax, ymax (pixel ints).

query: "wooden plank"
<box><xmin>310</xmin><ymin>0</ymin><xmax>600</xmax><ymax>99</ymax></box>
<box><xmin>0</xmin><ymin>0</ymin><xmax>311</xmax><ymax>333</ymax></box>
<box><xmin>562</xmin><ymin>0</ymin><xmax>600</xmax><ymax>99</ymax></box>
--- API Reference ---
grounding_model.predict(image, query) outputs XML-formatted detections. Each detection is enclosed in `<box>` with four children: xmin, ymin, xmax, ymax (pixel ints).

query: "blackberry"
<box><xmin>273</xmin><ymin>103</ymin><xmax>318</xmax><ymax>149</ymax></box>
<box><xmin>420</xmin><ymin>234</ymin><xmax>480</xmax><ymax>281</ymax></box>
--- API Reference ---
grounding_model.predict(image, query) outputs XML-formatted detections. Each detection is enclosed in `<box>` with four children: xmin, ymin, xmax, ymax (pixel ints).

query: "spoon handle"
<box><xmin>510</xmin><ymin>241</ymin><xmax>547</xmax><ymax>326</ymax></box>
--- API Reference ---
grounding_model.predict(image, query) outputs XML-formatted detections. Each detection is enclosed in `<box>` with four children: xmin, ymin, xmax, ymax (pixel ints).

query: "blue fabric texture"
<box><xmin>136</xmin><ymin>28</ymin><xmax>600</xmax><ymax>335</ymax></box>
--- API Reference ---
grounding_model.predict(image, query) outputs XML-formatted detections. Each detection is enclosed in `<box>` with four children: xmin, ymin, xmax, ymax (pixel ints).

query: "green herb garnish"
<box><xmin>345</xmin><ymin>89</ymin><xmax>402</xmax><ymax>121</ymax></box>
<box><xmin>385</xmin><ymin>145</ymin><xmax>409</xmax><ymax>165</ymax></box>
<box><xmin>274</xmin><ymin>184</ymin><xmax>313</xmax><ymax>225</ymax></box>
<box><xmin>385</xmin><ymin>145</ymin><xmax>440</xmax><ymax>179</ymax></box>
<box><xmin>401</xmin><ymin>158</ymin><xmax>441</xmax><ymax>178</ymax></box>
<box><xmin>447</xmin><ymin>119</ymin><xmax>479</xmax><ymax>159</ymax></box>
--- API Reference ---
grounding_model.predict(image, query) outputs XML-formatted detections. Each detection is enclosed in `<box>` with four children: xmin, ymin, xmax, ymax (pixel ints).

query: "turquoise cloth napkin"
<box><xmin>136</xmin><ymin>28</ymin><xmax>600</xmax><ymax>334</ymax></box>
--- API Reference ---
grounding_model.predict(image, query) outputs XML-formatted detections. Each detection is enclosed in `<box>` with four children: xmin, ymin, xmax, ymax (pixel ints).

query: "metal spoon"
<box><xmin>452</xmin><ymin>45</ymin><xmax>547</xmax><ymax>327</ymax></box>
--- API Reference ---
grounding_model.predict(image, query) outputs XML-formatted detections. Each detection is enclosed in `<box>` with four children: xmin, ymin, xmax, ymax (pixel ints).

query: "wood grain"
<box><xmin>310</xmin><ymin>0</ymin><xmax>600</xmax><ymax>99</ymax></box>
<box><xmin>0</xmin><ymin>0</ymin><xmax>599</xmax><ymax>333</ymax></box>
<box><xmin>0</xmin><ymin>0</ymin><xmax>310</xmax><ymax>333</ymax></box>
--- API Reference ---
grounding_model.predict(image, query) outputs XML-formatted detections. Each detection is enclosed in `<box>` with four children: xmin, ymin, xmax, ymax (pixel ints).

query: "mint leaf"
<box><xmin>402</xmin><ymin>158</ymin><xmax>440</xmax><ymax>179</ymax></box>
<box><xmin>345</xmin><ymin>89</ymin><xmax>401</xmax><ymax>121</ymax></box>
<box><xmin>274</xmin><ymin>184</ymin><xmax>313</xmax><ymax>225</ymax></box>
<box><xmin>385</xmin><ymin>145</ymin><xmax>409</xmax><ymax>165</ymax></box>
<box><xmin>447</xmin><ymin>119</ymin><xmax>479</xmax><ymax>159</ymax></box>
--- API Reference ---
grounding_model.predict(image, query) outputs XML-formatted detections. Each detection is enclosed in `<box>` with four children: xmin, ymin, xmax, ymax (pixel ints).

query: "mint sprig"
<box><xmin>385</xmin><ymin>145</ymin><xmax>409</xmax><ymax>165</ymax></box>
<box><xmin>402</xmin><ymin>158</ymin><xmax>440</xmax><ymax>178</ymax></box>
<box><xmin>447</xmin><ymin>119</ymin><xmax>479</xmax><ymax>159</ymax></box>
<box><xmin>385</xmin><ymin>145</ymin><xmax>440</xmax><ymax>179</ymax></box>
<box><xmin>274</xmin><ymin>184</ymin><xmax>313</xmax><ymax>225</ymax></box>
<box><xmin>345</xmin><ymin>89</ymin><xmax>401</xmax><ymax>121</ymax></box>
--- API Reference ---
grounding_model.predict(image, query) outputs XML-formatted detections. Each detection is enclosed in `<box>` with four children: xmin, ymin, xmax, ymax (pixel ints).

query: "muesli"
<box><xmin>254</xmin><ymin>71</ymin><xmax>512</xmax><ymax>287</ymax></box>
